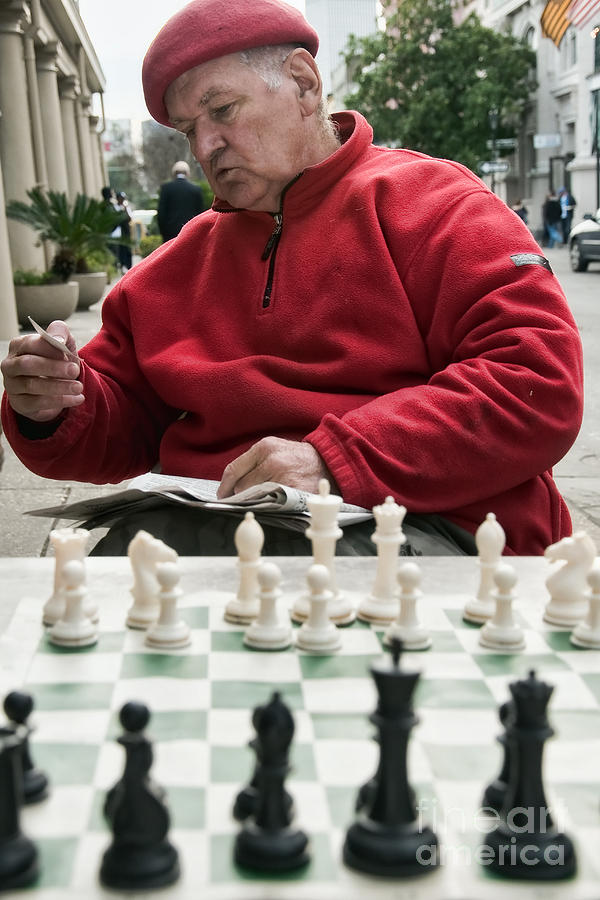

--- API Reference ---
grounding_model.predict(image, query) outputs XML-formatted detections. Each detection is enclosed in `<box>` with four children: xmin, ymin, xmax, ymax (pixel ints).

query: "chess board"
<box><xmin>1</xmin><ymin>554</ymin><xmax>600</xmax><ymax>900</ymax></box>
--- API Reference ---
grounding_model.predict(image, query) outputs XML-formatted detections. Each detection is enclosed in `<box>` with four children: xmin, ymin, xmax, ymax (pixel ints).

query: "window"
<box><xmin>560</xmin><ymin>27</ymin><xmax>577</xmax><ymax>69</ymax></box>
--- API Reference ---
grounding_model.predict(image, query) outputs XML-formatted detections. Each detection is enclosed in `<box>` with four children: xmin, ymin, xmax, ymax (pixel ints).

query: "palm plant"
<box><xmin>6</xmin><ymin>188</ymin><xmax>125</xmax><ymax>281</ymax></box>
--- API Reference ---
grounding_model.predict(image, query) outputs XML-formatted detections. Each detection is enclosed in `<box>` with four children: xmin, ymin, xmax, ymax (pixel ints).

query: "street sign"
<box><xmin>533</xmin><ymin>133</ymin><xmax>561</xmax><ymax>149</ymax></box>
<box><xmin>478</xmin><ymin>160</ymin><xmax>510</xmax><ymax>175</ymax></box>
<box><xmin>486</xmin><ymin>138</ymin><xmax>517</xmax><ymax>149</ymax></box>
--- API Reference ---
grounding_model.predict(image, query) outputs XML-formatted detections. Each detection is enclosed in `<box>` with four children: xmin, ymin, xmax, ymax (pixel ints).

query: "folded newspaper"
<box><xmin>26</xmin><ymin>472</ymin><xmax>373</xmax><ymax>533</ymax></box>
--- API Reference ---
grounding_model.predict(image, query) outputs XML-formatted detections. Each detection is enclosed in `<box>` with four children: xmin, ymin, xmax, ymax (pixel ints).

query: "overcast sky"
<box><xmin>78</xmin><ymin>0</ymin><xmax>304</xmax><ymax>126</ymax></box>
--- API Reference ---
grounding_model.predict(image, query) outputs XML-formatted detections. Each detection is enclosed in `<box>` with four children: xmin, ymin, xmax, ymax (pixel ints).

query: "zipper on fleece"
<box><xmin>261</xmin><ymin>213</ymin><xmax>282</xmax><ymax>308</ymax></box>
<box><xmin>258</xmin><ymin>173</ymin><xmax>303</xmax><ymax>309</ymax></box>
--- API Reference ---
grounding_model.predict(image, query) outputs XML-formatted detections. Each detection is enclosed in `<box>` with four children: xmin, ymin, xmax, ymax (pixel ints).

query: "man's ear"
<box><xmin>287</xmin><ymin>48</ymin><xmax>322</xmax><ymax>116</ymax></box>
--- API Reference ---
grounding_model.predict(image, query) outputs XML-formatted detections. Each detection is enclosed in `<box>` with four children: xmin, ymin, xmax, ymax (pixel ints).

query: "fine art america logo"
<box><xmin>413</xmin><ymin>797</ymin><xmax>570</xmax><ymax>868</ymax></box>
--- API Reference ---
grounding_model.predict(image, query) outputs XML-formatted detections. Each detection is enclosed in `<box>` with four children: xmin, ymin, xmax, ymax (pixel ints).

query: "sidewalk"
<box><xmin>0</xmin><ymin>249</ymin><xmax>598</xmax><ymax>556</ymax></box>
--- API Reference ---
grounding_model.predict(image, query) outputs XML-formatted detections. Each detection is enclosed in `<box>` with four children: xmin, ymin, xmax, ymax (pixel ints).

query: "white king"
<box><xmin>358</xmin><ymin>496</ymin><xmax>407</xmax><ymax>625</ymax></box>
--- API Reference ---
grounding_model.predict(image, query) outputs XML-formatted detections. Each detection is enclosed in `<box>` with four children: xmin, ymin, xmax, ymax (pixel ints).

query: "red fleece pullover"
<box><xmin>2</xmin><ymin>112</ymin><xmax>583</xmax><ymax>554</ymax></box>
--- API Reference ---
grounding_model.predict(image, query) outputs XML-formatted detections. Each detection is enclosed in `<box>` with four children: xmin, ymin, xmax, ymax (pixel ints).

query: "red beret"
<box><xmin>142</xmin><ymin>0</ymin><xmax>319</xmax><ymax>127</ymax></box>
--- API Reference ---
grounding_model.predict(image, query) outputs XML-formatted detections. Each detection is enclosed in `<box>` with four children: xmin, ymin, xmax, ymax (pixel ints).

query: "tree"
<box><xmin>141</xmin><ymin>122</ymin><xmax>201</xmax><ymax>196</ymax></box>
<box><xmin>344</xmin><ymin>0</ymin><xmax>536</xmax><ymax>171</ymax></box>
<box><xmin>106</xmin><ymin>152</ymin><xmax>149</xmax><ymax>208</ymax></box>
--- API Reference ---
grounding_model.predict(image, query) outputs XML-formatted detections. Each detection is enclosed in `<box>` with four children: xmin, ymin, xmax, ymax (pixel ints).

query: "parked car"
<box><xmin>131</xmin><ymin>210</ymin><xmax>157</xmax><ymax>251</ymax></box>
<box><xmin>569</xmin><ymin>208</ymin><xmax>600</xmax><ymax>271</ymax></box>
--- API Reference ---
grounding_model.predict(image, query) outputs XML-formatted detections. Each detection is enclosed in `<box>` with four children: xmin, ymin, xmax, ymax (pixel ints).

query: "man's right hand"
<box><xmin>1</xmin><ymin>321</ymin><xmax>84</xmax><ymax>422</ymax></box>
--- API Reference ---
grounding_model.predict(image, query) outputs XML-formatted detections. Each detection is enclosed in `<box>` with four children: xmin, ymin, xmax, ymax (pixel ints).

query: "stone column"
<box><xmin>23</xmin><ymin>29</ymin><xmax>47</xmax><ymax>189</ymax></box>
<box><xmin>88</xmin><ymin>114</ymin><xmax>102</xmax><ymax>199</ymax></box>
<box><xmin>76</xmin><ymin>94</ymin><xmax>96</xmax><ymax>198</ymax></box>
<box><xmin>36</xmin><ymin>41</ymin><xmax>69</xmax><ymax>194</ymax></box>
<box><xmin>0</xmin><ymin>0</ymin><xmax>45</xmax><ymax>271</ymax></box>
<box><xmin>58</xmin><ymin>75</ymin><xmax>83</xmax><ymax>198</ymax></box>
<box><xmin>0</xmin><ymin>148</ymin><xmax>19</xmax><ymax>339</ymax></box>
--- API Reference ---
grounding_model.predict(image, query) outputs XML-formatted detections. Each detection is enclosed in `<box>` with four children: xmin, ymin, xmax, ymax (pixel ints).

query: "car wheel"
<box><xmin>570</xmin><ymin>238</ymin><xmax>589</xmax><ymax>272</ymax></box>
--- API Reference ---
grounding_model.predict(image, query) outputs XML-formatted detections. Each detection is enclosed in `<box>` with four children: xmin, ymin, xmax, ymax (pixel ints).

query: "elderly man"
<box><xmin>157</xmin><ymin>160</ymin><xmax>206</xmax><ymax>242</ymax></box>
<box><xmin>0</xmin><ymin>0</ymin><xmax>583</xmax><ymax>557</ymax></box>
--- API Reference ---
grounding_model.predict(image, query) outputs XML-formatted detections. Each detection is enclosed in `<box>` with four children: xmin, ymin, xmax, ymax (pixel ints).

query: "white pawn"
<box><xmin>358</xmin><ymin>496</ymin><xmax>407</xmax><ymax>625</ymax></box>
<box><xmin>296</xmin><ymin>564</ymin><xmax>342</xmax><ymax>654</ymax></box>
<box><xmin>224</xmin><ymin>512</ymin><xmax>264</xmax><ymax>625</ymax></box>
<box><xmin>384</xmin><ymin>562</ymin><xmax>431</xmax><ymax>651</ymax></box>
<box><xmin>48</xmin><ymin>559</ymin><xmax>98</xmax><ymax>648</ymax></box>
<box><xmin>543</xmin><ymin>532</ymin><xmax>596</xmax><ymax>627</ymax></box>
<box><xmin>571</xmin><ymin>564</ymin><xmax>600</xmax><ymax>649</ymax></box>
<box><xmin>292</xmin><ymin>479</ymin><xmax>355</xmax><ymax>625</ymax></box>
<box><xmin>463</xmin><ymin>513</ymin><xmax>505</xmax><ymax>624</ymax></box>
<box><xmin>244</xmin><ymin>562</ymin><xmax>293</xmax><ymax>651</ymax></box>
<box><xmin>479</xmin><ymin>563</ymin><xmax>525</xmax><ymax>652</ymax></box>
<box><xmin>145</xmin><ymin>561</ymin><xmax>191</xmax><ymax>650</ymax></box>
<box><xmin>44</xmin><ymin>527</ymin><xmax>96</xmax><ymax>626</ymax></box>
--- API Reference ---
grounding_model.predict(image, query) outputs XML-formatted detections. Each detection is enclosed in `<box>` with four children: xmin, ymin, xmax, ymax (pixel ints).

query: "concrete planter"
<box><xmin>72</xmin><ymin>271</ymin><xmax>108</xmax><ymax>310</ymax></box>
<box><xmin>14</xmin><ymin>281</ymin><xmax>79</xmax><ymax>328</ymax></box>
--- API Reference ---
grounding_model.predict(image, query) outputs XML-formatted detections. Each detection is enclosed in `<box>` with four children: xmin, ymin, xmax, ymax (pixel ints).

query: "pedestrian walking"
<box><xmin>157</xmin><ymin>161</ymin><xmax>205</xmax><ymax>242</ymax></box>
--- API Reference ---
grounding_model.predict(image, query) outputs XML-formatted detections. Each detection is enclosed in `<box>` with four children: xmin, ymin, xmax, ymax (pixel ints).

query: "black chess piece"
<box><xmin>0</xmin><ymin>726</ymin><xmax>39</xmax><ymax>890</ymax></box>
<box><xmin>484</xmin><ymin>670</ymin><xmax>577</xmax><ymax>880</ymax></box>
<box><xmin>99</xmin><ymin>701</ymin><xmax>180</xmax><ymax>890</ymax></box>
<box><xmin>343</xmin><ymin>639</ymin><xmax>439</xmax><ymax>877</ymax></box>
<box><xmin>481</xmin><ymin>700</ymin><xmax>514</xmax><ymax>814</ymax></box>
<box><xmin>232</xmin><ymin>742</ymin><xmax>293</xmax><ymax>822</ymax></box>
<box><xmin>3</xmin><ymin>691</ymin><xmax>49</xmax><ymax>804</ymax></box>
<box><xmin>234</xmin><ymin>691</ymin><xmax>309</xmax><ymax>872</ymax></box>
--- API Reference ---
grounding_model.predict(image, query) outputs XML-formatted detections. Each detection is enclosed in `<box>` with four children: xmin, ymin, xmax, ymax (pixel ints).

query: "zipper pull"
<box><xmin>261</xmin><ymin>213</ymin><xmax>283</xmax><ymax>260</ymax></box>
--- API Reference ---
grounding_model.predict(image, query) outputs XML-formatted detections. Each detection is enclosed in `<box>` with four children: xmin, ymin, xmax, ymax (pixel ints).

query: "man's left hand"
<box><xmin>217</xmin><ymin>437</ymin><xmax>336</xmax><ymax>499</ymax></box>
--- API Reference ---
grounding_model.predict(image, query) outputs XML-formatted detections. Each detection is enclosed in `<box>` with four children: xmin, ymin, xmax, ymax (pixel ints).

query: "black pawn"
<box><xmin>234</xmin><ymin>691</ymin><xmax>309</xmax><ymax>872</ymax></box>
<box><xmin>343</xmin><ymin>639</ymin><xmax>439</xmax><ymax>877</ymax></box>
<box><xmin>485</xmin><ymin>670</ymin><xmax>577</xmax><ymax>880</ymax></box>
<box><xmin>0</xmin><ymin>726</ymin><xmax>39</xmax><ymax>890</ymax></box>
<box><xmin>99</xmin><ymin>701</ymin><xmax>180</xmax><ymax>891</ymax></box>
<box><xmin>3</xmin><ymin>692</ymin><xmax>49</xmax><ymax>804</ymax></box>
<box><xmin>481</xmin><ymin>700</ymin><xmax>513</xmax><ymax>814</ymax></box>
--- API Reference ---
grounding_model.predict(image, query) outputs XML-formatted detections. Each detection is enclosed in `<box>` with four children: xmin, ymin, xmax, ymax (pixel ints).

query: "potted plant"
<box><xmin>11</xmin><ymin>268</ymin><xmax>78</xmax><ymax>328</ymax></box>
<box><xmin>6</xmin><ymin>188</ymin><xmax>126</xmax><ymax>316</ymax></box>
<box><xmin>72</xmin><ymin>249</ymin><xmax>117</xmax><ymax>310</ymax></box>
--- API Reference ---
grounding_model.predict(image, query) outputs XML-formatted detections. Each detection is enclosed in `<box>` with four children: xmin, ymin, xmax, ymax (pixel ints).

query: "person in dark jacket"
<box><xmin>157</xmin><ymin>161</ymin><xmax>205</xmax><ymax>241</ymax></box>
<box><xmin>542</xmin><ymin>193</ymin><xmax>563</xmax><ymax>248</ymax></box>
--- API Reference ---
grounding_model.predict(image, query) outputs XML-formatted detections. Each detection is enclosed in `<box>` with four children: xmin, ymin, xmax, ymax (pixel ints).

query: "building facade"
<box><xmin>0</xmin><ymin>0</ymin><xmax>106</xmax><ymax>339</ymax></box>
<box><xmin>328</xmin><ymin>0</ymin><xmax>599</xmax><ymax>233</ymax></box>
<box><xmin>478</xmin><ymin>0</ymin><xmax>600</xmax><ymax>232</ymax></box>
<box><xmin>306</xmin><ymin>0</ymin><xmax>379</xmax><ymax>99</ymax></box>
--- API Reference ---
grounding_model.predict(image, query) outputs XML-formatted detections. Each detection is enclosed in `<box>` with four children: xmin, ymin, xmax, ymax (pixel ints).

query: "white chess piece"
<box><xmin>479</xmin><ymin>563</ymin><xmax>525</xmax><ymax>652</ymax></box>
<box><xmin>244</xmin><ymin>562</ymin><xmax>293</xmax><ymax>651</ymax></box>
<box><xmin>291</xmin><ymin>479</ymin><xmax>355</xmax><ymax>625</ymax></box>
<box><xmin>48</xmin><ymin>559</ymin><xmax>98</xmax><ymax>648</ymax></box>
<box><xmin>463</xmin><ymin>513</ymin><xmax>505</xmax><ymax>624</ymax></box>
<box><xmin>295</xmin><ymin>564</ymin><xmax>342</xmax><ymax>654</ymax></box>
<box><xmin>126</xmin><ymin>530</ymin><xmax>178</xmax><ymax>629</ymax></box>
<box><xmin>224</xmin><ymin>512</ymin><xmax>265</xmax><ymax>625</ymax></box>
<box><xmin>358</xmin><ymin>497</ymin><xmax>406</xmax><ymax>625</ymax></box>
<box><xmin>543</xmin><ymin>531</ymin><xmax>597</xmax><ymax>627</ymax></box>
<box><xmin>145</xmin><ymin>560</ymin><xmax>191</xmax><ymax>650</ymax></box>
<box><xmin>44</xmin><ymin>527</ymin><xmax>94</xmax><ymax>626</ymax></box>
<box><xmin>383</xmin><ymin>562</ymin><xmax>431</xmax><ymax>651</ymax></box>
<box><xmin>570</xmin><ymin>564</ymin><xmax>600</xmax><ymax>649</ymax></box>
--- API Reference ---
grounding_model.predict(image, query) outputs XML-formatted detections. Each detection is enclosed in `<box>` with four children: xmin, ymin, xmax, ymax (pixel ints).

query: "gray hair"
<box><xmin>239</xmin><ymin>44</ymin><xmax>338</xmax><ymax>143</ymax></box>
<box><xmin>239</xmin><ymin>44</ymin><xmax>299</xmax><ymax>90</ymax></box>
